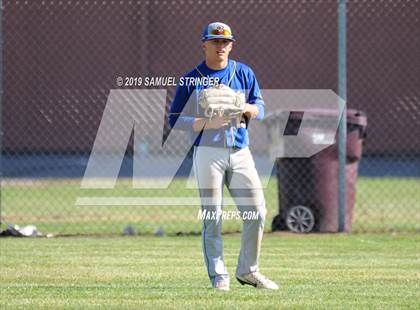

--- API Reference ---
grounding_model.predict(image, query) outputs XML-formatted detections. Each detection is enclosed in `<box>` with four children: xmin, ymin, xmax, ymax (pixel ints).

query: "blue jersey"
<box><xmin>168</xmin><ymin>59</ymin><xmax>264</xmax><ymax>148</ymax></box>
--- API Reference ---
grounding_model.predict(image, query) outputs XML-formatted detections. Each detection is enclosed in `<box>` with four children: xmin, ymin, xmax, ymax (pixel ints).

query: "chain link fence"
<box><xmin>1</xmin><ymin>0</ymin><xmax>419</xmax><ymax>236</ymax></box>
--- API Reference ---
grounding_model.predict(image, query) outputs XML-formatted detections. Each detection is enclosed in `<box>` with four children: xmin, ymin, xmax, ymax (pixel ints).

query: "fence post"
<box><xmin>338</xmin><ymin>0</ymin><xmax>347</xmax><ymax>232</ymax></box>
<box><xmin>0</xmin><ymin>0</ymin><xmax>4</xmax><ymax>227</ymax></box>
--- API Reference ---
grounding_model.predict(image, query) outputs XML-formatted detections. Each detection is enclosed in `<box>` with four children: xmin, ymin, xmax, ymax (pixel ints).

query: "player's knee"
<box><xmin>257</xmin><ymin>203</ymin><xmax>267</xmax><ymax>221</ymax></box>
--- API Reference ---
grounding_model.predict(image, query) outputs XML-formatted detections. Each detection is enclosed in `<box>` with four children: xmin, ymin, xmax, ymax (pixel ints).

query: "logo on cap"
<box><xmin>202</xmin><ymin>22</ymin><xmax>235</xmax><ymax>42</ymax></box>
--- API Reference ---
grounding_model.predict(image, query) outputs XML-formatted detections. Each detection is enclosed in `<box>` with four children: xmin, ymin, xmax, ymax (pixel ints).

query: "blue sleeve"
<box><xmin>168</xmin><ymin>84</ymin><xmax>196</xmax><ymax>130</ymax></box>
<box><xmin>247</xmin><ymin>69</ymin><xmax>265</xmax><ymax>120</ymax></box>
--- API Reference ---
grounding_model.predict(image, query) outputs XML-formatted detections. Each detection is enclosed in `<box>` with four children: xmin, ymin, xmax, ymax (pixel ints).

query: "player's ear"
<box><xmin>227</xmin><ymin>42</ymin><xmax>233</xmax><ymax>51</ymax></box>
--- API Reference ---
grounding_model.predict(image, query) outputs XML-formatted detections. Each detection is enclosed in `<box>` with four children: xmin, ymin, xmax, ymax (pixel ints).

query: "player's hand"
<box><xmin>205</xmin><ymin>116</ymin><xmax>230</xmax><ymax>129</ymax></box>
<box><xmin>243</xmin><ymin>104</ymin><xmax>259</xmax><ymax>119</ymax></box>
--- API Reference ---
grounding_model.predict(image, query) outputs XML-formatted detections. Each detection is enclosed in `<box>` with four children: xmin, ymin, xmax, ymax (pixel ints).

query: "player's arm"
<box><xmin>244</xmin><ymin>68</ymin><xmax>265</xmax><ymax>120</ymax></box>
<box><xmin>192</xmin><ymin>117</ymin><xmax>230</xmax><ymax>132</ymax></box>
<box><xmin>168</xmin><ymin>84</ymin><xmax>196</xmax><ymax>130</ymax></box>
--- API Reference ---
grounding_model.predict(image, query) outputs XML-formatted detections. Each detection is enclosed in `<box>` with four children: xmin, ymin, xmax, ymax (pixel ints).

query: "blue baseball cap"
<box><xmin>201</xmin><ymin>22</ymin><xmax>235</xmax><ymax>42</ymax></box>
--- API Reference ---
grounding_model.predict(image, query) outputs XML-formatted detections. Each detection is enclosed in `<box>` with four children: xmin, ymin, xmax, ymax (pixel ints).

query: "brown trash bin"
<box><xmin>265</xmin><ymin>109</ymin><xmax>367</xmax><ymax>233</ymax></box>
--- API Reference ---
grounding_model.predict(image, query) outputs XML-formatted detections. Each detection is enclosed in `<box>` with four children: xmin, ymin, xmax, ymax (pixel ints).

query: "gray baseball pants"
<box><xmin>193</xmin><ymin>146</ymin><xmax>266</xmax><ymax>285</ymax></box>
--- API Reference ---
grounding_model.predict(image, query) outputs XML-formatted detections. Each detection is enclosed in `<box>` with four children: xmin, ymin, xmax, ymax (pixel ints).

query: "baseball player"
<box><xmin>168</xmin><ymin>22</ymin><xmax>278</xmax><ymax>291</ymax></box>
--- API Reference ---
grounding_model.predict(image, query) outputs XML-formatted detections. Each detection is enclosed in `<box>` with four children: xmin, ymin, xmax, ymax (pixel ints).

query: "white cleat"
<box><xmin>236</xmin><ymin>272</ymin><xmax>279</xmax><ymax>290</ymax></box>
<box><xmin>214</xmin><ymin>280</ymin><xmax>230</xmax><ymax>291</ymax></box>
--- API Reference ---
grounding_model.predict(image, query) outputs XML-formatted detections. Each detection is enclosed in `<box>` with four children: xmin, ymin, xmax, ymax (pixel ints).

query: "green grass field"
<box><xmin>0</xmin><ymin>234</ymin><xmax>419</xmax><ymax>309</ymax></box>
<box><xmin>1</xmin><ymin>177</ymin><xmax>419</xmax><ymax>235</ymax></box>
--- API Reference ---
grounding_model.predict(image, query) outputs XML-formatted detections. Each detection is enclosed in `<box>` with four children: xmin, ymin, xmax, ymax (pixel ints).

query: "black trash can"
<box><xmin>264</xmin><ymin>109</ymin><xmax>367</xmax><ymax>233</ymax></box>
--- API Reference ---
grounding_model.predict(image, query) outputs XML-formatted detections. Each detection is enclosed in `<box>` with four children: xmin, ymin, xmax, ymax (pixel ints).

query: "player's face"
<box><xmin>202</xmin><ymin>39</ymin><xmax>233</xmax><ymax>62</ymax></box>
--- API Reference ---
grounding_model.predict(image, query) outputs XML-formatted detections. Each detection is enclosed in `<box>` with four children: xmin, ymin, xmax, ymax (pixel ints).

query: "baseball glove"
<box><xmin>198</xmin><ymin>84</ymin><xmax>246</xmax><ymax>121</ymax></box>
